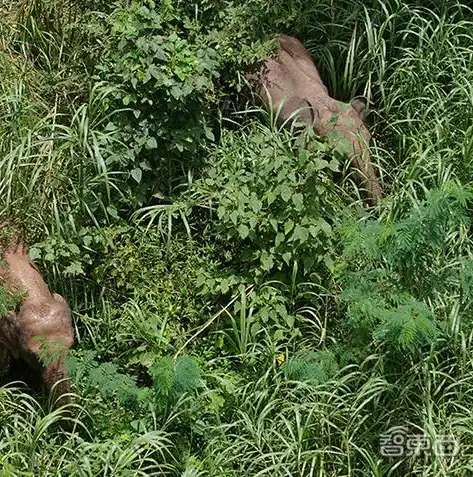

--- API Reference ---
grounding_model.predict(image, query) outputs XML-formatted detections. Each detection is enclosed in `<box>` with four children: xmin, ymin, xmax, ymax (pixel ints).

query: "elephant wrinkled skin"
<box><xmin>245</xmin><ymin>34</ymin><xmax>382</xmax><ymax>206</ymax></box>
<box><xmin>0</xmin><ymin>239</ymin><xmax>74</xmax><ymax>410</ymax></box>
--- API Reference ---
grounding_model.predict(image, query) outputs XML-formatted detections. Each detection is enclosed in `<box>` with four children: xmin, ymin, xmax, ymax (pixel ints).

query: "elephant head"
<box><xmin>0</xmin><ymin>239</ymin><xmax>74</xmax><ymax>412</ymax></box>
<box><xmin>245</xmin><ymin>34</ymin><xmax>382</xmax><ymax>206</ymax></box>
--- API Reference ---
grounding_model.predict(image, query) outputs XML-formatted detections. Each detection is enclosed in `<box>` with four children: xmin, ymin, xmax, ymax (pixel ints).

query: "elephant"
<box><xmin>0</xmin><ymin>238</ymin><xmax>74</xmax><ymax>413</ymax></box>
<box><xmin>245</xmin><ymin>34</ymin><xmax>382</xmax><ymax>206</ymax></box>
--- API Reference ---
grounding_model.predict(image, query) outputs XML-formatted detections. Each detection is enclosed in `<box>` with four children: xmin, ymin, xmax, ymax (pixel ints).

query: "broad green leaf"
<box><xmin>238</xmin><ymin>224</ymin><xmax>250</xmax><ymax>239</ymax></box>
<box><xmin>260</xmin><ymin>251</ymin><xmax>274</xmax><ymax>271</ymax></box>
<box><xmin>292</xmin><ymin>193</ymin><xmax>304</xmax><ymax>210</ymax></box>
<box><xmin>280</xmin><ymin>185</ymin><xmax>292</xmax><ymax>202</ymax></box>
<box><xmin>146</xmin><ymin>137</ymin><xmax>158</xmax><ymax>149</ymax></box>
<box><xmin>131</xmin><ymin>168</ymin><xmax>142</xmax><ymax>183</ymax></box>
<box><xmin>292</xmin><ymin>225</ymin><xmax>309</xmax><ymax>244</ymax></box>
<box><xmin>275</xmin><ymin>232</ymin><xmax>285</xmax><ymax>247</ymax></box>
<box><xmin>284</xmin><ymin>219</ymin><xmax>295</xmax><ymax>235</ymax></box>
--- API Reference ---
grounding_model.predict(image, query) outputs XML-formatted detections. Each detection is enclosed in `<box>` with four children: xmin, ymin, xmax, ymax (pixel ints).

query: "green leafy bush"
<box><xmin>193</xmin><ymin>124</ymin><xmax>342</xmax><ymax>278</ymax></box>
<box><xmin>167</xmin><ymin>122</ymin><xmax>350</xmax><ymax>350</ymax></box>
<box><xmin>88</xmin><ymin>225</ymin><xmax>213</xmax><ymax>358</ymax></box>
<box><xmin>96</xmin><ymin>1</ymin><xmax>221</xmax><ymax>201</ymax></box>
<box><xmin>150</xmin><ymin>355</ymin><xmax>201</xmax><ymax>405</ymax></box>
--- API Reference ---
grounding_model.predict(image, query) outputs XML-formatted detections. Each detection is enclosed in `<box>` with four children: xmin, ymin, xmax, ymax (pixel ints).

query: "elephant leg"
<box><xmin>0</xmin><ymin>311</ymin><xmax>21</xmax><ymax>359</ymax></box>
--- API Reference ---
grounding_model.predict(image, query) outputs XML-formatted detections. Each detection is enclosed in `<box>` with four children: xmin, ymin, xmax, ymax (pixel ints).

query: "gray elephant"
<box><xmin>245</xmin><ymin>34</ymin><xmax>382</xmax><ymax>206</ymax></box>
<box><xmin>0</xmin><ymin>238</ymin><xmax>74</xmax><ymax>411</ymax></box>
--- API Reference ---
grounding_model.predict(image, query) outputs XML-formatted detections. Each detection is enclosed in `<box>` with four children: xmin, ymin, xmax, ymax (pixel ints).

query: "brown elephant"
<box><xmin>0</xmin><ymin>238</ymin><xmax>74</xmax><ymax>412</ymax></box>
<box><xmin>245</xmin><ymin>34</ymin><xmax>382</xmax><ymax>206</ymax></box>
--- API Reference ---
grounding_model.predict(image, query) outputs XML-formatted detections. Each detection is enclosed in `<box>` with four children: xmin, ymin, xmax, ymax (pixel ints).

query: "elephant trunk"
<box><xmin>41</xmin><ymin>360</ymin><xmax>71</xmax><ymax>405</ymax></box>
<box><xmin>352</xmin><ymin>148</ymin><xmax>382</xmax><ymax>206</ymax></box>
<box><xmin>41</xmin><ymin>361</ymin><xmax>73</xmax><ymax>430</ymax></box>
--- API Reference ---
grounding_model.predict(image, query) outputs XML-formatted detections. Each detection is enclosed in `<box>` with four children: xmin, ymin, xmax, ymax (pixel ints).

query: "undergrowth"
<box><xmin>2</xmin><ymin>1</ymin><xmax>473</xmax><ymax>476</ymax></box>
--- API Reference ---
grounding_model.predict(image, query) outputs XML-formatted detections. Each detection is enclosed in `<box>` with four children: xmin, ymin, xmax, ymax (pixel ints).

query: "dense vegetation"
<box><xmin>1</xmin><ymin>0</ymin><xmax>473</xmax><ymax>475</ymax></box>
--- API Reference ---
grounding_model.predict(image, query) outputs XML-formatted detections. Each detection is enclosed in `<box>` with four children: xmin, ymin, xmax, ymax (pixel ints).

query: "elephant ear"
<box><xmin>350</xmin><ymin>98</ymin><xmax>368</xmax><ymax>118</ymax></box>
<box><xmin>52</xmin><ymin>292</ymin><xmax>67</xmax><ymax>305</ymax></box>
<box><xmin>0</xmin><ymin>311</ymin><xmax>21</xmax><ymax>358</ymax></box>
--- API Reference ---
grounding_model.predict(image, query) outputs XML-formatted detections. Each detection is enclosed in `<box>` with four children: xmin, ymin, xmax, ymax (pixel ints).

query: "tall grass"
<box><xmin>0</xmin><ymin>75</ymin><xmax>123</xmax><ymax>234</ymax></box>
<box><xmin>203</xmin><ymin>345</ymin><xmax>473</xmax><ymax>476</ymax></box>
<box><xmin>0</xmin><ymin>0</ymin><xmax>125</xmax><ymax>241</ymax></box>
<box><xmin>0</xmin><ymin>386</ymin><xmax>179</xmax><ymax>475</ymax></box>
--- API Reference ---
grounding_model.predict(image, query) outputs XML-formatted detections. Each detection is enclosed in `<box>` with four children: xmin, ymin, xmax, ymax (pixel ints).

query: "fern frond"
<box><xmin>149</xmin><ymin>355</ymin><xmax>201</xmax><ymax>405</ymax></box>
<box><xmin>374</xmin><ymin>300</ymin><xmax>438</xmax><ymax>349</ymax></box>
<box><xmin>283</xmin><ymin>350</ymin><xmax>338</xmax><ymax>384</ymax></box>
